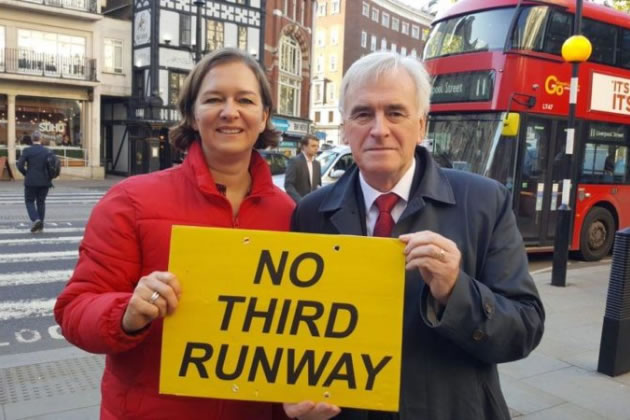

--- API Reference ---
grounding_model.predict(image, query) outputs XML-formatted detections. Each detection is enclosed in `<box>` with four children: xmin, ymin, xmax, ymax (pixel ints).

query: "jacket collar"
<box><xmin>184</xmin><ymin>140</ymin><xmax>275</xmax><ymax>198</ymax></box>
<box><xmin>319</xmin><ymin>146</ymin><xmax>456</xmax><ymax>234</ymax></box>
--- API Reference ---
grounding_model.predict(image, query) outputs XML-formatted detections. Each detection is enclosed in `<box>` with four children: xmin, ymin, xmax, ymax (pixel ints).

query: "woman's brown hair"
<box><xmin>169</xmin><ymin>48</ymin><xmax>280</xmax><ymax>151</ymax></box>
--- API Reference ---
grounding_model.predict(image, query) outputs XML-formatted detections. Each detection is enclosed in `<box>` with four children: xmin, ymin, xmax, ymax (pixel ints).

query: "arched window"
<box><xmin>278</xmin><ymin>36</ymin><xmax>302</xmax><ymax>116</ymax></box>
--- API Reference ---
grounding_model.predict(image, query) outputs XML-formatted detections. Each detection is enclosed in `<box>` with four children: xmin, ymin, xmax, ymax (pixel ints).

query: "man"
<box><xmin>283</xmin><ymin>52</ymin><xmax>544</xmax><ymax>420</ymax></box>
<box><xmin>284</xmin><ymin>134</ymin><xmax>321</xmax><ymax>202</ymax></box>
<box><xmin>17</xmin><ymin>131</ymin><xmax>52</xmax><ymax>233</ymax></box>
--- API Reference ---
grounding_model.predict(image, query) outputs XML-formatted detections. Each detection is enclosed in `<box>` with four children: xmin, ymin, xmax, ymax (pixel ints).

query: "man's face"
<box><xmin>302</xmin><ymin>139</ymin><xmax>319</xmax><ymax>159</ymax></box>
<box><xmin>342</xmin><ymin>68</ymin><xmax>425</xmax><ymax>190</ymax></box>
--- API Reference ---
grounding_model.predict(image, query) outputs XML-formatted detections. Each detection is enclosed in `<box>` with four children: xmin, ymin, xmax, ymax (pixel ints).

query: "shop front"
<box><xmin>271</xmin><ymin>115</ymin><xmax>311</xmax><ymax>157</ymax></box>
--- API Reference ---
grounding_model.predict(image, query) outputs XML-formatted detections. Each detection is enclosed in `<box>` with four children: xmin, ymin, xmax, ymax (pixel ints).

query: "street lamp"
<box><xmin>551</xmin><ymin>0</ymin><xmax>592</xmax><ymax>287</ymax></box>
<box><xmin>193</xmin><ymin>0</ymin><xmax>206</xmax><ymax>63</ymax></box>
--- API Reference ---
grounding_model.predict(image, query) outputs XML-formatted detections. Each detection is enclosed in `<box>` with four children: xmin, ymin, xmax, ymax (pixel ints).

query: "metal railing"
<box><xmin>19</xmin><ymin>0</ymin><xmax>98</xmax><ymax>13</ymax></box>
<box><xmin>0</xmin><ymin>48</ymin><xmax>97</xmax><ymax>82</ymax></box>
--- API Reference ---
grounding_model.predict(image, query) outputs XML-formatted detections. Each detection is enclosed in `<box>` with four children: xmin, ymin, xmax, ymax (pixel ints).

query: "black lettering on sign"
<box><xmin>275</xmin><ymin>299</ymin><xmax>293</xmax><ymax>334</ymax></box>
<box><xmin>217</xmin><ymin>295</ymin><xmax>246</xmax><ymax>330</ymax></box>
<box><xmin>289</xmin><ymin>252</ymin><xmax>324</xmax><ymax>287</ymax></box>
<box><xmin>290</xmin><ymin>300</ymin><xmax>324</xmax><ymax>336</ymax></box>
<box><xmin>362</xmin><ymin>354</ymin><xmax>392</xmax><ymax>390</ymax></box>
<box><xmin>287</xmin><ymin>349</ymin><xmax>332</xmax><ymax>386</ymax></box>
<box><xmin>325</xmin><ymin>303</ymin><xmax>358</xmax><ymax>338</ymax></box>
<box><xmin>242</xmin><ymin>297</ymin><xmax>277</xmax><ymax>333</ymax></box>
<box><xmin>248</xmin><ymin>346</ymin><xmax>284</xmax><ymax>382</ymax></box>
<box><xmin>253</xmin><ymin>250</ymin><xmax>289</xmax><ymax>285</ymax></box>
<box><xmin>323</xmin><ymin>352</ymin><xmax>356</xmax><ymax>389</ymax></box>
<box><xmin>216</xmin><ymin>344</ymin><xmax>249</xmax><ymax>380</ymax></box>
<box><xmin>179</xmin><ymin>342</ymin><xmax>213</xmax><ymax>378</ymax></box>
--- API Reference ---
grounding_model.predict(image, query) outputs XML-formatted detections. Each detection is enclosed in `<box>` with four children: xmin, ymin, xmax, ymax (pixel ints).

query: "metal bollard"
<box><xmin>597</xmin><ymin>228</ymin><xmax>630</xmax><ymax>376</ymax></box>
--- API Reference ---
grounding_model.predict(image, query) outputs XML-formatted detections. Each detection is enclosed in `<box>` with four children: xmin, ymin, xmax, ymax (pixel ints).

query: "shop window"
<box><xmin>104</xmin><ymin>38</ymin><xmax>123</xmax><ymax>74</ymax></box>
<box><xmin>207</xmin><ymin>21</ymin><xmax>224</xmax><ymax>52</ymax></box>
<box><xmin>278</xmin><ymin>36</ymin><xmax>302</xmax><ymax>116</ymax></box>
<box><xmin>180</xmin><ymin>14</ymin><xmax>192</xmax><ymax>46</ymax></box>
<box><xmin>15</xmin><ymin>96</ymin><xmax>83</xmax><ymax>148</ymax></box>
<box><xmin>169</xmin><ymin>72</ymin><xmax>187</xmax><ymax>106</ymax></box>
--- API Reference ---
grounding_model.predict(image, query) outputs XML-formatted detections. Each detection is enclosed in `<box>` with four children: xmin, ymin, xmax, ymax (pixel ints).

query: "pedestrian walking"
<box><xmin>16</xmin><ymin>130</ymin><xmax>52</xmax><ymax>233</ymax></box>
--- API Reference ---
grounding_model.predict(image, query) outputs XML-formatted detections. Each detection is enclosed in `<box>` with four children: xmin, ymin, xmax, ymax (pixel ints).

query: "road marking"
<box><xmin>0</xmin><ymin>270</ymin><xmax>73</xmax><ymax>287</ymax></box>
<box><xmin>0</xmin><ymin>236</ymin><xmax>82</xmax><ymax>245</ymax></box>
<box><xmin>0</xmin><ymin>298</ymin><xmax>55</xmax><ymax>321</ymax></box>
<box><xmin>0</xmin><ymin>250</ymin><xmax>78</xmax><ymax>263</ymax></box>
<box><xmin>0</xmin><ymin>227</ymin><xmax>84</xmax><ymax>235</ymax></box>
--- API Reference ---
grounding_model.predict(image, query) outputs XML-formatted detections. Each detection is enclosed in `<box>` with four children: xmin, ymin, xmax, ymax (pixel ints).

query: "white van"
<box><xmin>316</xmin><ymin>145</ymin><xmax>354</xmax><ymax>186</ymax></box>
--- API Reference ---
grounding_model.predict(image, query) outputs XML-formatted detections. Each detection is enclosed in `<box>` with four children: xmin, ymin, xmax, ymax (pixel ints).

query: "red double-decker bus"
<box><xmin>423</xmin><ymin>0</ymin><xmax>630</xmax><ymax>260</ymax></box>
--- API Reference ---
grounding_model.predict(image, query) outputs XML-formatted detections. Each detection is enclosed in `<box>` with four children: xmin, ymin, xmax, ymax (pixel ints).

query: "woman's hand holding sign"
<box><xmin>122</xmin><ymin>271</ymin><xmax>182</xmax><ymax>334</ymax></box>
<box><xmin>399</xmin><ymin>231</ymin><xmax>461</xmax><ymax>305</ymax></box>
<box><xmin>283</xmin><ymin>401</ymin><xmax>340</xmax><ymax>419</ymax></box>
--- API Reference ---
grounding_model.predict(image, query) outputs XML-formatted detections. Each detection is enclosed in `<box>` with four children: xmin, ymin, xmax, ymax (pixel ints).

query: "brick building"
<box><xmin>311</xmin><ymin>0</ymin><xmax>432</xmax><ymax>144</ymax></box>
<box><xmin>264</xmin><ymin>0</ymin><xmax>316</xmax><ymax>155</ymax></box>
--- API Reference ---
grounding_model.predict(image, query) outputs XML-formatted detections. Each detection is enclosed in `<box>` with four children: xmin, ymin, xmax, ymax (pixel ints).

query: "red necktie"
<box><xmin>373</xmin><ymin>193</ymin><xmax>399</xmax><ymax>237</ymax></box>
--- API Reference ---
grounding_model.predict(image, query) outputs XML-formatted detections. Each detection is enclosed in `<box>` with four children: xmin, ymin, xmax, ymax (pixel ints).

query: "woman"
<box><xmin>54</xmin><ymin>48</ymin><xmax>295</xmax><ymax>419</ymax></box>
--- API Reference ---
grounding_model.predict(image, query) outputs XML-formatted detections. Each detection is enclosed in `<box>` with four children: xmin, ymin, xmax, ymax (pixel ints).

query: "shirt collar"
<box><xmin>359</xmin><ymin>158</ymin><xmax>416</xmax><ymax>212</ymax></box>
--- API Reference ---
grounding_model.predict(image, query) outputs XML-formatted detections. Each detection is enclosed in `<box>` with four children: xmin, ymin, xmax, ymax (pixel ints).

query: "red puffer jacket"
<box><xmin>54</xmin><ymin>141</ymin><xmax>295</xmax><ymax>419</ymax></box>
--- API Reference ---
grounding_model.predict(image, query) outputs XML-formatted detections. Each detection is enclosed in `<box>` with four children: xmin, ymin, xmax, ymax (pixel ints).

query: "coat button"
<box><xmin>484</xmin><ymin>303</ymin><xmax>494</xmax><ymax>317</ymax></box>
<box><xmin>472</xmin><ymin>329</ymin><xmax>485</xmax><ymax>341</ymax></box>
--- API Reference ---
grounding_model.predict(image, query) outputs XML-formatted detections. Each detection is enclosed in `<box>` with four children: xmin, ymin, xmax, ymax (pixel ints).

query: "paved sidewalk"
<box><xmin>0</xmin><ymin>263</ymin><xmax>628</xmax><ymax>419</ymax></box>
<box><xmin>0</xmin><ymin>176</ymin><xmax>125</xmax><ymax>194</ymax></box>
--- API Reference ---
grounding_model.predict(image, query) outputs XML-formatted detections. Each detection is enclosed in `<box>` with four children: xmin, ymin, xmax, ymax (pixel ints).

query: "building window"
<box><xmin>370</xmin><ymin>35</ymin><xmax>376</xmax><ymax>51</ymax></box>
<box><xmin>300</xmin><ymin>0</ymin><xmax>305</xmax><ymax>24</ymax></box>
<box><xmin>392</xmin><ymin>17</ymin><xmax>400</xmax><ymax>32</ymax></box>
<box><xmin>411</xmin><ymin>25</ymin><xmax>420</xmax><ymax>39</ymax></box>
<box><xmin>382</xmin><ymin>12</ymin><xmax>389</xmax><ymax>28</ymax></box>
<box><xmin>0</xmin><ymin>26</ymin><xmax>6</xmax><ymax>71</ymax></box>
<box><xmin>318</xmin><ymin>2</ymin><xmax>326</xmax><ymax>16</ymax></box>
<box><xmin>292</xmin><ymin>0</ymin><xmax>297</xmax><ymax>20</ymax></box>
<box><xmin>17</xmin><ymin>29</ymin><xmax>86</xmax><ymax>78</ymax></box>
<box><xmin>279</xmin><ymin>36</ymin><xmax>302</xmax><ymax>116</ymax></box>
<box><xmin>380</xmin><ymin>38</ymin><xmax>387</xmax><ymax>50</ymax></box>
<box><xmin>15</xmin><ymin>97</ymin><xmax>82</xmax><ymax>147</ymax></box>
<box><xmin>329</xmin><ymin>54</ymin><xmax>337</xmax><ymax>71</ymax></box>
<box><xmin>331</xmin><ymin>27</ymin><xmax>338</xmax><ymax>45</ymax></box>
<box><xmin>327</xmin><ymin>82</ymin><xmax>335</xmax><ymax>102</ymax></box>
<box><xmin>361</xmin><ymin>31</ymin><xmax>367</xmax><ymax>48</ymax></box>
<box><xmin>207</xmin><ymin>21</ymin><xmax>224</xmax><ymax>51</ymax></box>
<box><xmin>371</xmin><ymin>8</ymin><xmax>379</xmax><ymax>22</ymax></box>
<box><xmin>401</xmin><ymin>46</ymin><xmax>407</xmax><ymax>56</ymax></box>
<box><xmin>331</xmin><ymin>0</ymin><xmax>339</xmax><ymax>14</ymax></box>
<box><xmin>315</xmin><ymin>111</ymin><xmax>321</xmax><ymax>123</ymax></box>
<box><xmin>238</xmin><ymin>26</ymin><xmax>248</xmax><ymax>51</ymax></box>
<box><xmin>103</xmin><ymin>38</ymin><xmax>123</xmax><ymax>73</ymax></box>
<box><xmin>316</xmin><ymin>55</ymin><xmax>323</xmax><ymax>73</ymax></box>
<box><xmin>180</xmin><ymin>14</ymin><xmax>191</xmax><ymax>46</ymax></box>
<box><xmin>362</xmin><ymin>2</ymin><xmax>369</xmax><ymax>16</ymax></box>
<box><xmin>169</xmin><ymin>71</ymin><xmax>187</xmax><ymax>106</ymax></box>
<box><xmin>401</xmin><ymin>22</ymin><xmax>409</xmax><ymax>35</ymax></box>
<box><xmin>317</xmin><ymin>29</ymin><xmax>326</xmax><ymax>47</ymax></box>
<box><xmin>314</xmin><ymin>83</ymin><xmax>323</xmax><ymax>103</ymax></box>
<box><xmin>328</xmin><ymin>110</ymin><xmax>334</xmax><ymax>123</ymax></box>
<box><xmin>391</xmin><ymin>43</ymin><xmax>396</xmax><ymax>53</ymax></box>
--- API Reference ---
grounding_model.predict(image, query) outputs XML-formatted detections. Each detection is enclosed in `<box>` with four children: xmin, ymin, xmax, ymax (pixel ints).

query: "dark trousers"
<box><xmin>24</xmin><ymin>186</ymin><xmax>49</xmax><ymax>222</ymax></box>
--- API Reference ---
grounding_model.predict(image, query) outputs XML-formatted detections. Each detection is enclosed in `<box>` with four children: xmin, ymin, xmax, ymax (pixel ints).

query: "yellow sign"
<box><xmin>161</xmin><ymin>226</ymin><xmax>405</xmax><ymax>411</ymax></box>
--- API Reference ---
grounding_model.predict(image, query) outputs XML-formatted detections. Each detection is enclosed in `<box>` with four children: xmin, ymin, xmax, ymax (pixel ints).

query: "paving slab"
<box><xmin>3</xmin><ymin>389</ymin><xmax>100</xmax><ymax>420</ymax></box>
<box><xmin>519</xmin><ymin>402</ymin><xmax>606</xmax><ymax>420</ymax></box>
<box><xmin>500</xmin><ymin>378</ymin><xmax>566</xmax><ymax>416</ymax></box>
<box><xmin>20</xmin><ymin>405</ymin><xmax>99</xmax><ymax>420</ymax></box>
<box><xmin>521</xmin><ymin>366</ymin><xmax>630</xmax><ymax>419</ymax></box>
<box><xmin>500</xmin><ymin>352</ymin><xmax>570</xmax><ymax>380</ymax></box>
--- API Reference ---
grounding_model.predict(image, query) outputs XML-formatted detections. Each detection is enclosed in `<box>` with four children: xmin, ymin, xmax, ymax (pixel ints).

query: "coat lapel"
<box><xmin>319</xmin><ymin>168</ymin><xmax>365</xmax><ymax>236</ymax></box>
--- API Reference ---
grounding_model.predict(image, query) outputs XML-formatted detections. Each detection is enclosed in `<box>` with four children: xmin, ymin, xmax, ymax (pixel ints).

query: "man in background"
<box><xmin>17</xmin><ymin>130</ymin><xmax>52</xmax><ymax>233</ymax></box>
<box><xmin>284</xmin><ymin>134</ymin><xmax>322</xmax><ymax>202</ymax></box>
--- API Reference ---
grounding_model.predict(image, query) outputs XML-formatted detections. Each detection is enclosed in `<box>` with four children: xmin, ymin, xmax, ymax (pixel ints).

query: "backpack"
<box><xmin>45</xmin><ymin>152</ymin><xmax>61</xmax><ymax>180</ymax></box>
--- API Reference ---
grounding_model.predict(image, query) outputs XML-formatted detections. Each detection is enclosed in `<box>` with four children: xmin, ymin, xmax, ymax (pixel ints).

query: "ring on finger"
<box><xmin>149</xmin><ymin>290</ymin><xmax>161</xmax><ymax>304</ymax></box>
<box><xmin>437</xmin><ymin>247</ymin><xmax>446</xmax><ymax>262</ymax></box>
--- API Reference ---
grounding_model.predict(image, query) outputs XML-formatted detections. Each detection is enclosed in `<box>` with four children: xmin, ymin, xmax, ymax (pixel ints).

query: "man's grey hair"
<box><xmin>339</xmin><ymin>51</ymin><xmax>432</xmax><ymax>118</ymax></box>
<box><xmin>32</xmin><ymin>131</ymin><xmax>41</xmax><ymax>141</ymax></box>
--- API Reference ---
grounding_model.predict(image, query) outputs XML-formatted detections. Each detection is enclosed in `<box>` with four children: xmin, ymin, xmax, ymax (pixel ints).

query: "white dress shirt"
<box><xmin>359</xmin><ymin>158</ymin><xmax>416</xmax><ymax>236</ymax></box>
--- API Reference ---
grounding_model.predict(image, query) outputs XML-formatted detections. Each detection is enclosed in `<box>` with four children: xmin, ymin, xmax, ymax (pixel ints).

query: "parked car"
<box><xmin>258</xmin><ymin>150</ymin><xmax>290</xmax><ymax>188</ymax></box>
<box><xmin>316</xmin><ymin>145</ymin><xmax>354</xmax><ymax>186</ymax></box>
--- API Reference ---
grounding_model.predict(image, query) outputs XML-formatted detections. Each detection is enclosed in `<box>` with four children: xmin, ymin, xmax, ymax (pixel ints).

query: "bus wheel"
<box><xmin>578</xmin><ymin>206</ymin><xmax>615</xmax><ymax>261</ymax></box>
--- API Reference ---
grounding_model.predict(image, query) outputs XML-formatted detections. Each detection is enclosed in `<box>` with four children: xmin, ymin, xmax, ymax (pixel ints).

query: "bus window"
<box><xmin>582</xmin><ymin>18</ymin><xmax>616</xmax><ymax>65</ymax></box>
<box><xmin>619</xmin><ymin>29</ymin><xmax>630</xmax><ymax>69</ymax></box>
<box><xmin>542</xmin><ymin>10</ymin><xmax>572</xmax><ymax>55</ymax></box>
<box><xmin>424</xmin><ymin>8</ymin><xmax>514</xmax><ymax>59</ymax></box>
<box><xmin>581</xmin><ymin>144</ymin><xmax>628</xmax><ymax>184</ymax></box>
<box><xmin>511</xmin><ymin>6</ymin><xmax>547</xmax><ymax>51</ymax></box>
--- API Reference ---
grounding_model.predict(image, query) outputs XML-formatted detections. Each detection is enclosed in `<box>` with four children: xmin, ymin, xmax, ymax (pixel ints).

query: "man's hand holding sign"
<box><xmin>161</xmin><ymin>226</ymin><xmax>406</xmax><ymax>412</ymax></box>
